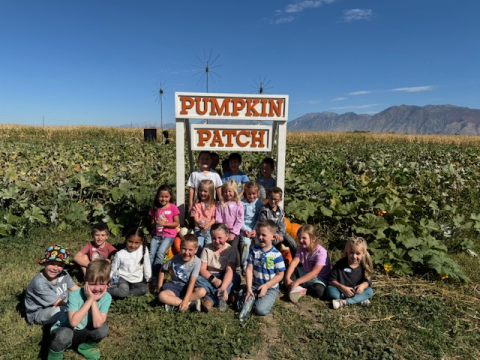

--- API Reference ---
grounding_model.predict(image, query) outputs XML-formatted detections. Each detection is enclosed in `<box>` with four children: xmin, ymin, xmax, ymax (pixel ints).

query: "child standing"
<box><xmin>195</xmin><ymin>224</ymin><xmax>241</xmax><ymax>312</ymax></box>
<box><xmin>187</xmin><ymin>151</ymin><xmax>222</xmax><ymax>212</ymax></box>
<box><xmin>191</xmin><ymin>179</ymin><xmax>217</xmax><ymax>255</ymax></box>
<box><xmin>158</xmin><ymin>235</ymin><xmax>205</xmax><ymax>312</ymax></box>
<box><xmin>25</xmin><ymin>245</ymin><xmax>80</xmax><ymax>325</ymax></box>
<box><xmin>240</xmin><ymin>182</ymin><xmax>263</xmax><ymax>275</ymax></box>
<box><xmin>149</xmin><ymin>185</ymin><xmax>180</xmax><ymax>280</ymax></box>
<box><xmin>243</xmin><ymin>219</ymin><xmax>285</xmax><ymax>317</ymax></box>
<box><xmin>256</xmin><ymin>157</ymin><xmax>276</xmax><ymax>203</ymax></box>
<box><xmin>73</xmin><ymin>223</ymin><xmax>116</xmax><ymax>275</ymax></box>
<box><xmin>49</xmin><ymin>260</ymin><xmax>112</xmax><ymax>360</ymax></box>
<box><xmin>108</xmin><ymin>229</ymin><xmax>151</xmax><ymax>299</ymax></box>
<box><xmin>210</xmin><ymin>152</ymin><xmax>222</xmax><ymax>176</ymax></box>
<box><xmin>215</xmin><ymin>180</ymin><xmax>244</xmax><ymax>272</ymax></box>
<box><xmin>284</xmin><ymin>225</ymin><xmax>331</xmax><ymax>303</ymax></box>
<box><xmin>326</xmin><ymin>236</ymin><xmax>374</xmax><ymax>309</ymax></box>
<box><xmin>221</xmin><ymin>153</ymin><xmax>250</xmax><ymax>198</ymax></box>
<box><xmin>258</xmin><ymin>187</ymin><xmax>297</xmax><ymax>252</ymax></box>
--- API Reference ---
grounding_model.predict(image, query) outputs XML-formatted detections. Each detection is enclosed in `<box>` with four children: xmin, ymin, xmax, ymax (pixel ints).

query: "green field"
<box><xmin>1</xmin><ymin>126</ymin><xmax>479</xmax><ymax>359</ymax></box>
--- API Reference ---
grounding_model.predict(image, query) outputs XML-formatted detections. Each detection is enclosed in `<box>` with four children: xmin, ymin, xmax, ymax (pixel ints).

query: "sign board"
<box><xmin>175</xmin><ymin>92</ymin><xmax>288</xmax><ymax>121</ymax></box>
<box><xmin>190</xmin><ymin>124</ymin><xmax>272</xmax><ymax>152</ymax></box>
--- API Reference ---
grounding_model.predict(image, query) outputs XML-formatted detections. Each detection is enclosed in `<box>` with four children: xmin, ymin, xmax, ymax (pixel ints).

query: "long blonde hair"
<box><xmin>220</xmin><ymin>180</ymin><xmax>241</xmax><ymax>206</ymax></box>
<box><xmin>297</xmin><ymin>224</ymin><xmax>322</xmax><ymax>253</ymax></box>
<box><xmin>342</xmin><ymin>236</ymin><xmax>373</xmax><ymax>279</ymax></box>
<box><xmin>196</xmin><ymin>179</ymin><xmax>215</xmax><ymax>208</ymax></box>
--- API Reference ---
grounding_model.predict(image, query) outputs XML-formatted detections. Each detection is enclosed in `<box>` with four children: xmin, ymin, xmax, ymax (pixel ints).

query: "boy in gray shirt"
<box><xmin>25</xmin><ymin>245</ymin><xmax>79</xmax><ymax>325</ymax></box>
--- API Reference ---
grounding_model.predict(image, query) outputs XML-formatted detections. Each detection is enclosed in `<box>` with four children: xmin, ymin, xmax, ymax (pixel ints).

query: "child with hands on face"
<box><xmin>191</xmin><ymin>179</ymin><xmax>217</xmax><ymax>255</ymax></box>
<box><xmin>158</xmin><ymin>235</ymin><xmax>205</xmax><ymax>312</ymax></box>
<box><xmin>195</xmin><ymin>224</ymin><xmax>241</xmax><ymax>312</ymax></box>
<box><xmin>284</xmin><ymin>225</ymin><xmax>331</xmax><ymax>303</ymax></box>
<box><xmin>326</xmin><ymin>236</ymin><xmax>374</xmax><ymax>309</ymax></box>
<box><xmin>49</xmin><ymin>260</ymin><xmax>112</xmax><ymax>360</ymax></box>
<box><xmin>108</xmin><ymin>228</ymin><xmax>151</xmax><ymax>299</ymax></box>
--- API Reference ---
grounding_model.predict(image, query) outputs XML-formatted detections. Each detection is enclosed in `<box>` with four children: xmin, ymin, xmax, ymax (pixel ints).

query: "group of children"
<box><xmin>25</xmin><ymin>151</ymin><xmax>374</xmax><ymax>359</ymax></box>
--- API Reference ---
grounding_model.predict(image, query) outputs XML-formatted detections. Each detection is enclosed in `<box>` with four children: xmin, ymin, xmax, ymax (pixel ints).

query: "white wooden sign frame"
<box><xmin>175</xmin><ymin>92</ymin><xmax>289</xmax><ymax>224</ymax></box>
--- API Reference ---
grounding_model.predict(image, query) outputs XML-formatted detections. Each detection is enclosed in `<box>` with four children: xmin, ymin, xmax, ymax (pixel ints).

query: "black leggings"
<box><xmin>289</xmin><ymin>267</ymin><xmax>326</xmax><ymax>298</ymax></box>
<box><xmin>229</xmin><ymin>235</ymin><xmax>241</xmax><ymax>268</ymax></box>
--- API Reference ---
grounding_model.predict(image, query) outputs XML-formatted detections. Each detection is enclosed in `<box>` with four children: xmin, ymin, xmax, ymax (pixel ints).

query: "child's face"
<box><xmin>87</xmin><ymin>278</ymin><xmax>109</xmax><ymax>297</ymax></box>
<box><xmin>268</xmin><ymin>192</ymin><xmax>282</xmax><ymax>209</ymax></box>
<box><xmin>245</xmin><ymin>189</ymin><xmax>258</xmax><ymax>203</ymax></box>
<box><xmin>261</xmin><ymin>162</ymin><xmax>274</xmax><ymax>178</ymax></box>
<box><xmin>43</xmin><ymin>261</ymin><xmax>65</xmax><ymax>282</ymax></box>
<box><xmin>229</xmin><ymin>159</ymin><xmax>240</xmax><ymax>173</ymax></box>
<box><xmin>211</xmin><ymin>155</ymin><xmax>219</xmax><ymax>169</ymax></box>
<box><xmin>198</xmin><ymin>185</ymin><xmax>209</xmax><ymax>202</ymax></box>
<box><xmin>347</xmin><ymin>244</ymin><xmax>365</xmax><ymax>267</ymax></box>
<box><xmin>180</xmin><ymin>241</ymin><xmax>198</xmax><ymax>262</ymax></box>
<box><xmin>198</xmin><ymin>153</ymin><xmax>212</xmax><ymax>171</ymax></box>
<box><xmin>211</xmin><ymin>229</ymin><xmax>227</xmax><ymax>250</ymax></box>
<box><xmin>298</xmin><ymin>231</ymin><xmax>312</xmax><ymax>249</ymax></box>
<box><xmin>92</xmin><ymin>230</ymin><xmax>109</xmax><ymax>248</ymax></box>
<box><xmin>257</xmin><ymin>226</ymin><xmax>274</xmax><ymax>249</ymax></box>
<box><xmin>126</xmin><ymin>235</ymin><xmax>143</xmax><ymax>252</ymax></box>
<box><xmin>157</xmin><ymin>190</ymin><xmax>172</xmax><ymax>207</ymax></box>
<box><xmin>223</xmin><ymin>187</ymin><xmax>235</xmax><ymax>202</ymax></box>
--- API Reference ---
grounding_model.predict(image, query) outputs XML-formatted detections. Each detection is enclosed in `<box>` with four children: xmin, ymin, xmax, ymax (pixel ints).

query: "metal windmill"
<box><xmin>194</xmin><ymin>49</ymin><xmax>222</xmax><ymax>93</ymax></box>
<box><xmin>252</xmin><ymin>76</ymin><xmax>272</xmax><ymax>94</ymax></box>
<box><xmin>154</xmin><ymin>80</ymin><xmax>167</xmax><ymax>131</ymax></box>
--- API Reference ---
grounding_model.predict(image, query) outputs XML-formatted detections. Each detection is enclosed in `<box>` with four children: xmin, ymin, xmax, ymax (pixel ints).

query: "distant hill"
<box><xmin>287</xmin><ymin>105</ymin><xmax>480</xmax><ymax>135</ymax></box>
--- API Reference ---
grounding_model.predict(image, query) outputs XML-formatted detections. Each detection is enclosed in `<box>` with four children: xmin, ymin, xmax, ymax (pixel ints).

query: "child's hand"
<box><xmin>250</xmin><ymin>230</ymin><xmax>256</xmax><ymax>238</ymax></box>
<box><xmin>157</xmin><ymin>216</ymin><xmax>166</xmax><ymax>226</ymax></box>
<box><xmin>211</xmin><ymin>278</ymin><xmax>222</xmax><ymax>288</ymax></box>
<box><xmin>228</xmin><ymin>234</ymin><xmax>235</xmax><ymax>241</ymax></box>
<box><xmin>354</xmin><ymin>285</ymin><xmax>365</xmax><ymax>295</ymax></box>
<box><xmin>257</xmin><ymin>285</ymin><xmax>268</xmax><ymax>298</ymax></box>
<box><xmin>273</xmin><ymin>234</ymin><xmax>283</xmax><ymax>242</ymax></box>
<box><xmin>179</xmin><ymin>301</ymin><xmax>189</xmax><ymax>311</ymax></box>
<box><xmin>342</xmin><ymin>286</ymin><xmax>355</xmax><ymax>297</ymax></box>
<box><xmin>287</xmin><ymin>280</ymin><xmax>298</xmax><ymax>291</ymax></box>
<box><xmin>219</xmin><ymin>288</ymin><xmax>228</xmax><ymax>301</ymax></box>
<box><xmin>245</xmin><ymin>288</ymin><xmax>255</xmax><ymax>302</ymax></box>
<box><xmin>84</xmin><ymin>282</ymin><xmax>94</xmax><ymax>300</ymax></box>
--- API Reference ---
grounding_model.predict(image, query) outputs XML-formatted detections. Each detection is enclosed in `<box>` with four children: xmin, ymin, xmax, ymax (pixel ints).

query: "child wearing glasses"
<box><xmin>258</xmin><ymin>187</ymin><xmax>297</xmax><ymax>252</ymax></box>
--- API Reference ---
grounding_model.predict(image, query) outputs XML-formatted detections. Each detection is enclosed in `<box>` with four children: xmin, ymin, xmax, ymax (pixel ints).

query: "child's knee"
<box><xmin>253</xmin><ymin>304</ymin><xmax>272</xmax><ymax>316</ymax></box>
<box><xmin>326</xmin><ymin>286</ymin><xmax>341</xmax><ymax>299</ymax></box>
<box><xmin>51</xmin><ymin>327</ymin><xmax>74</xmax><ymax>352</ymax></box>
<box><xmin>90</xmin><ymin>324</ymin><xmax>109</xmax><ymax>341</ymax></box>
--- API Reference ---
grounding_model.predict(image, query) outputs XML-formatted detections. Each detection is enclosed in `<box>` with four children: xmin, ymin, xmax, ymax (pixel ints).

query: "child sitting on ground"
<box><xmin>256</xmin><ymin>157</ymin><xmax>276</xmax><ymax>203</ymax></box>
<box><xmin>108</xmin><ymin>228</ymin><xmax>151</xmax><ymax>299</ymax></box>
<box><xmin>327</xmin><ymin>236</ymin><xmax>374</xmax><ymax>309</ymax></box>
<box><xmin>221</xmin><ymin>153</ymin><xmax>250</xmax><ymax>198</ymax></box>
<box><xmin>49</xmin><ymin>259</ymin><xmax>112</xmax><ymax>360</ymax></box>
<box><xmin>195</xmin><ymin>224</ymin><xmax>241</xmax><ymax>312</ymax></box>
<box><xmin>240</xmin><ymin>181</ymin><xmax>263</xmax><ymax>275</ymax></box>
<box><xmin>25</xmin><ymin>245</ymin><xmax>80</xmax><ymax>325</ymax></box>
<box><xmin>284</xmin><ymin>225</ymin><xmax>331</xmax><ymax>303</ymax></box>
<box><xmin>258</xmin><ymin>187</ymin><xmax>297</xmax><ymax>252</ymax></box>
<box><xmin>158</xmin><ymin>234</ymin><xmax>205</xmax><ymax>312</ymax></box>
<box><xmin>243</xmin><ymin>219</ymin><xmax>286</xmax><ymax>317</ymax></box>
<box><xmin>73</xmin><ymin>222</ymin><xmax>116</xmax><ymax>275</ymax></box>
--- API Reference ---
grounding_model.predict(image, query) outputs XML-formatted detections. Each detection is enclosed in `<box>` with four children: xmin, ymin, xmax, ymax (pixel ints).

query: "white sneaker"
<box><xmin>189</xmin><ymin>300</ymin><xmax>202</xmax><ymax>312</ymax></box>
<box><xmin>289</xmin><ymin>286</ymin><xmax>307</xmax><ymax>303</ymax></box>
<box><xmin>360</xmin><ymin>299</ymin><xmax>371</xmax><ymax>307</ymax></box>
<box><xmin>332</xmin><ymin>299</ymin><xmax>346</xmax><ymax>310</ymax></box>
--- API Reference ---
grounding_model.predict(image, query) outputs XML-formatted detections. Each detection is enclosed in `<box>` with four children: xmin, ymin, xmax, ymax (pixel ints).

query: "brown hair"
<box><xmin>268</xmin><ymin>186</ymin><xmax>283</xmax><ymax>198</ymax></box>
<box><xmin>256</xmin><ymin>219</ymin><xmax>277</xmax><ymax>235</ymax></box>
<box><xmin>244</xmin><ymin>181</ymin><xmax>259</xmax><ymax>193</ymax></box>
<box><xmin>181</xmin><ymin>234</ymin><xmax>199</xmax><ymax>248</ymax></box>
<box><xmin>210</xmin><ymin>223</ymin><xmax>229</xmax><ymax>236</ymax></box>
<box><xmin>85</xmin><ymin>259</ymin><xmax>111</xmax><ymax>284</ymax></box>
<box><xmin>297</xmin><ymin>224</ymin><xmax>321</xmax><ymax>253</ymax></box>
<box><xmin>342</xmin><ymin>236</ymin><xmax>374</xmax><ymax>279</ymax></box>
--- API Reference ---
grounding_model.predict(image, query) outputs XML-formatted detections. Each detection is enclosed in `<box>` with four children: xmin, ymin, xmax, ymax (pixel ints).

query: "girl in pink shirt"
<box><xmin>190</xmin><ymin>180</ymin><xmax>217</xmax><ymax>255</ymax></box>
<box><xmin>215</xmin><ymin>180</ymin><xmax>244</xmax><ymax>272</ymax></box>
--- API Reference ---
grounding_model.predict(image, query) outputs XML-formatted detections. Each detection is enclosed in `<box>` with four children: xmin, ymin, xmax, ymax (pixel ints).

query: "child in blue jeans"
<box><xmin>327</xmin><ymin>236</ymin><xmax>374</xmax><ymax>309</ymax></box>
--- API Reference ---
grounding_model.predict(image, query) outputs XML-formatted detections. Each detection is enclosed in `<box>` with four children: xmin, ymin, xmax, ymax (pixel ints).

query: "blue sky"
<box><xmin>1</xmin><ymin>0</ymin><xmax>479</xmax><ymax>127</ymax></box>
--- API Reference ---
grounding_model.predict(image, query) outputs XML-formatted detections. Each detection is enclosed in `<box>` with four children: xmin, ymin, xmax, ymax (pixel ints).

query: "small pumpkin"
<box><xmin>172</xmin><ymin>236</ymin><xmax>182</xmax><ymax>255</ymax></box>
<box><xmin>281</xmin><ymin>248</ymin><xmax>293</xmax><ymax>266</ymax></box>
<box><xmin>284</xmin><ymin>217</ymin><xmax>292</xmax><ymax>236</ymax></box>
<box><xmin>289</xmin><ymin>223</ymin><xmax>302</xmax><ymax>239</ymax></box>
<box><xmin>165</xmin><ymin>247</ymin><xmax>174</xmax><ymax>261</ymax></box>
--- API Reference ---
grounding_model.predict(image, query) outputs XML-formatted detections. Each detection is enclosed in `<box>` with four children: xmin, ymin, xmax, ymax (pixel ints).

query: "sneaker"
<box><xmin>360</xmin><ymin>299</ymin><xmax>370</xmax><ymax>307</ymax></box>
<box><xmin>189</xmin><ymin>300</ymin><xmax>202</xmax><ymax>312</ymax></box>
<box><xmin>332</xmin><ymin>299</ymin><xmax>346</xmax><ymax>310</ymax></box>
<box><xmin>165</xmin><ymin>304</ymin><xmax>173</xmax><ymax>313</ymax></box>
<box><xmin>201</xmin><ymin>299</ymin><xmax>213</xmax><ymax>313</ymax></box>
<box><xmin>289</xmin><ymin>286</ymin><xmax>307</xmax><ymax>303</ymax></box>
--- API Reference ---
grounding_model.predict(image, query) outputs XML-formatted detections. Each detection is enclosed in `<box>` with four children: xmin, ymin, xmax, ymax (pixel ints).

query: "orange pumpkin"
<box><xmin>289</xmin><ymin>223</ymin><xmax>302</xmax><ymax>240</ymax></box>
<box><xmin>172</xmin><ymin>237</ymin><xmax>182</xmax><ymax>255</ymax></box>
<box><xmin>165</xmin><ymin>247</ymin><xmax>174</xmax><ymax>260</ymax></box>
<box><xmin>281</xmin><ymin>248</ymin><xmax>293</xmax><ymax>266</ymax></box>
<box><xmin>284</xmin><ymin>217</ymin><xmax>291</xmax><ymax>236</ymax></box>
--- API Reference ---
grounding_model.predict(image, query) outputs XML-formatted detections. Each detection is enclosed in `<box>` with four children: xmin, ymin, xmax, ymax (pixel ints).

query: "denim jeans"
<box><xmin>326</xmin><ymin>285</ymin><xmax>374</xmax><ymax>305</ymax></box>
<box><xmin>239</xmin><ymin>284</ymin><xmax>279</xmax><ymax>316</ymax></box>
<box><xmin>195</xmin><ymin>227</ymin><xmax>212</xmax><ymax>256</ymax></box>
<box><xmin>107</xmin><ymin>277</ymin><xmax>148</xmax><ymax>299</ymax></box>
<box><xmin>195</xmin><ymin>272</ymin><xmax>241</xmax><ymax>306</ymax></box>
<box><xmin>150</xmin><ymin>235</ymin><xmax>174</xmax><ymax>278</ymax></box>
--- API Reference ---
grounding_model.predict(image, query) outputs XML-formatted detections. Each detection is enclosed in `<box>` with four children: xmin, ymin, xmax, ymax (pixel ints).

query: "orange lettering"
<box><xmin>195</xmin><ymin>97</ymin><xmax>209</xmax><ymax>115</ymax></box>
<box><xmin>209</xmin><ymin>98</ymin><xmax>231</xmax><ymax>116</ymax></box>
<box><xmin>210</xmin><ymin>130</ymin><xmax>224</xmax><ymax>147</ymax></box>
<box><xmin>268</xmin><ymin>99</ymin><xmax>284</xmax><ymax>117</ymax></box>
<box><xmin>237</xmin><ymin>130</ymin><xmax>250</xmax><ymax>147</ymax></box>
<box><xmin>251</xmin><ymin>130</ymin><xmax>265</xmax><ymax>148</ymax></box>
<box><xmin>180</xmin><ymin>97</ymin><xmax>195</xmax><ymax>115</ymax></box>
<box><xmin>260</xmin><ymin>99</ymin><xmax>268</xmax><ymax>116</ymax></box>
<box><xmin>245</xmin><ymin>99</ymin><xmax>261</xmax><ymax>117</ymax></box>
<box><xmin>197</xmin><ymin>129</ymin><xmax>212</xmax><ymax>146</ymax></box>
<box><xmin>223</xmin><ymin>130</ymin><xmax>236</xmax><ymax>147</ymax></box>
<box><xmin>231</xmin><ymin>98</ymin><xmax>246</xmax><ymax>116</ymax></box>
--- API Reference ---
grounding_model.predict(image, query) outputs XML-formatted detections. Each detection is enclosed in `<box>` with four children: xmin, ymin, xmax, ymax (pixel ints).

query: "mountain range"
<box><xmin>287</xmin><ymin>105</ymin><xmax>480</xmax><ymax>135</ymax></box>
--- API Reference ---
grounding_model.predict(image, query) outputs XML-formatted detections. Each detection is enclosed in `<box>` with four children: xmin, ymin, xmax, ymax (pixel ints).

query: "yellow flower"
<box><xmin>377</xmin><ymin>209</ymin><xmax>387</xmax><ymax>217</ymax></box>
<box><xmin>455</xmin><ymin>162</ymin><xmax>460</xmax><ymax>166</ymax></box>
<box><xmin>384</xmin><ymin>264</ymin><xmax>392</xmax><ymax>273</ymax></box>
<box><xmin>440</xmin><ymin>273</ymin><xmax>449</xmax><ymax>280</ymax></box>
